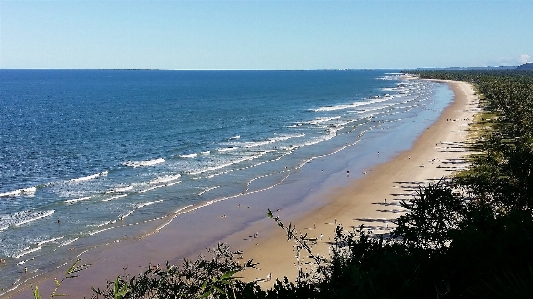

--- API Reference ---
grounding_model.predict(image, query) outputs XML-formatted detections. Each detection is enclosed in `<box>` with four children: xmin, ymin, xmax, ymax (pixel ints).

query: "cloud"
<box><xmin>492</xmin><ymin>54</ymin><xmax>531</xmax><ymax>66</ymax></box>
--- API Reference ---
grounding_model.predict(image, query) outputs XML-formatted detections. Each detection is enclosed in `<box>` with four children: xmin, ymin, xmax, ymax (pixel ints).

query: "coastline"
<box><xmin>237</xmin><ymin>79</ymin><xmax>478</xmax><ymax>284</ymax></box>
<box><xmin>5</xmin><ymin>79</ymin><xmax>478</xmax><ymax>298</ymax></box>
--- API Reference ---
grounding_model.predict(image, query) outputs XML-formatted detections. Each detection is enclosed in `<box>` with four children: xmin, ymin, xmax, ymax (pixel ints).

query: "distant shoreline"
<box><xmin>0</xmin><ymin>66</ymin><xmax>520</xmax><ymax>72</ymax></box>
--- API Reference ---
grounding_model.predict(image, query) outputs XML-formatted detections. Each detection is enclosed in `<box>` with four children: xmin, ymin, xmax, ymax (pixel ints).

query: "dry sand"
<box><xmin>5</xmin><ymin>80</ymin><xmax>479</xmax><ymax>298</ymax></box>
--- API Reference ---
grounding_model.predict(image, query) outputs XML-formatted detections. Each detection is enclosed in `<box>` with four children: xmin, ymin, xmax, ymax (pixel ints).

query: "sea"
<box><xmin>0</xmin><ymin>69</ymin><xmax>453</xmax><ymax>294</ymax></box>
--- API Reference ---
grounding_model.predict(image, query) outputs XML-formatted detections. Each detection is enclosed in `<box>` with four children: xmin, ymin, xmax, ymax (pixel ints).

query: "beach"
<box><xmin>5</xmin><ymin>79</ymin><xmax>478</xmax><ymax>298</ymax></box>
<box><xmin>237</xmin><ymin>79</ymin><xmax>479</xmax><ymax>284</ymax></box>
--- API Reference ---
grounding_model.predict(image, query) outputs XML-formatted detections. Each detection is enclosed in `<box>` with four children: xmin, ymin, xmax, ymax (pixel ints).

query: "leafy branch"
<box><xmin>33</xmin><ymin>259</ymin><xmax>91</xmax><ymax>299</ymax></box>
<box><xmin>267</xmin><ymin>209</ymin><xmax>329</xmax><ymax>284</ymax></box>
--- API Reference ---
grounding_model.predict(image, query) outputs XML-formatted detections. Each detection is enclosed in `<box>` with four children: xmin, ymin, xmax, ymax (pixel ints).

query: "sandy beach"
<box><xmin>238</xmin><ymin>79</ymin><xmax>479</xmax><ymax>284</ymax></box>
<box><xmin>6</xmin><ymin>80</ymin><xmax>478</xmax><ymax>298</ymax></box>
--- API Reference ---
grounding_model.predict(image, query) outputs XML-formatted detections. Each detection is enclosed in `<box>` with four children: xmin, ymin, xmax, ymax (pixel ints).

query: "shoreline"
<box><xmin>4</xmin><ymin>79</ymin><xmax>478</xmax><ymax>298</ymax></box>
<box><xmin>237</xmin><ymin>79</ymin><xmax>478</xmax><ymax>283</ymax></box>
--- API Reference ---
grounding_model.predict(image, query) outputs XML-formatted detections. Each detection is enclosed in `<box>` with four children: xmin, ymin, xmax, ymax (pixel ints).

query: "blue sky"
<box><xmin>1</xmin><ymin>0</ymin><xmax>531</xmax><ymax>70</ymax></box>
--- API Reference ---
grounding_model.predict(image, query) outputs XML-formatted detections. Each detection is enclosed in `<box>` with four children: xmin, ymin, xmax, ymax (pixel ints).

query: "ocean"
<box><xmin>0</xmin><ymin>69</ymin><xmax>452</xmax><ymax>293</ymax></box>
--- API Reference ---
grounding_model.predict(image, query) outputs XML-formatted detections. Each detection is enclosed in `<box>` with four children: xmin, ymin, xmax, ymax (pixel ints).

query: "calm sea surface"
<box><xmin>0</xmin><ymin>70</ymin><xmax>452</xmax><ymax>292</ymax></box>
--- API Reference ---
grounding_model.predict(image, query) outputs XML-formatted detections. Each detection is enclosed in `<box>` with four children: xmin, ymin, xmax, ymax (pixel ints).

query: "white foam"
<box><xmin>297</xmin><ymin>129</ymin><xmax>338</xmax><ymax>147</ymax></box>
<box><xmin>139</xmin><ymin>185</ymin><xmax>165</xmax><ymax>193</ymax></box>
<box><xmin>14</xmin><ymin>210</ymin><xmax>55</xmax><ymax>227</ymax></box>
<box><xmin>201</xmin><ymin>151</ymin><xmax>211</xmax><ymax>155</ymax></box>
<box><xmin>0</xmin><ymin>187</ymin><xmax>37</xmax><ymax>198</ymax></box>
<box><xmin>242</xmin><ymin>134</ymin><xmax>305</xmax><ymax>149</ymax></box>
<box><xmin>149</xmin><ymin>174</ymin><xmax>182</xmax><ymax>185</ymax></box>
<box><xmin>151</xmin><ymin>205</ymin><xmax>194</xmax><ymax>232</ymax></box>
<box><xmin>119</xmin><ymin>210</ymin><xmax>134</xmax><ymax>220</ymax></box>
<box><xmin>13</xmin><ymin>246</ymin><xmax>41</xmax><ymax>259</ymax></box>
<box><xmin>189</xmin><ymin>152</ymin><xmax>268</xmax><ymax>176</ymax></box>
<box><xmin>175</xmin><ymin>205</ymin><xmax>193</xmax><ymax>214</ymax></box>
<box><xmin>38</xmin><ymin>236</ymin><xmax>64</xmax><ymax>246</ymax></box>
<box><xmin>217</xmin><ymin>147</ymin><xmax>238</xmax><ymax>152</ymax></box>
<box><xmin>180</xmin><ymin>153</ymin><xmax>198</xmax><ymax>158</ymax></box>
<box><xmin>198</xmin><ymin>186</ymin><xmax>220</xmax><ymax>196</ymax></box>
<box><xmin>64</xmin><ymin>196</ymin><xmax>91</xmax><ymax>204</ymax></box>
<box><xmin>87</xmin><ymin>219</ymin><xmax>116</xmax><ymax>228</ymax></box>
<box><xmin>312</xmin><ymin>96</ymin><xmax>392</xmax><ymax>112</ymax></box>
<box><xmin>88</xmin><ymin>227</ymin><xmax>112</xmax><ymax>236</ymax></box>
<box><xmin>228</xmin><ymin>135</ymin><xmax>240</xmax><ymax>140</ymax></box>
<box><xmin>69</xmin><ymin>171</ymin><xmax>108</xmax><ymax>183</ymax></box>
<box><xmin>102</xmin><ymin>194</ymin><xmax>127</xmax><ymax>202</ymax></box>
<box><xmin>59</xmin><ymin>238</ymin><xmax>79</xmax><ymax>247</ymax></box>
<box><xmin>136</xmin><ymin>200</ymin><xmax>163</xmax><ymax>209</ymax></box>
<box><xmin>305</xmin><ymin>116</ymin><xmax>341</xmax><ymax>125</ymax></box>
<box><xmin>110</xmin><ymin>185</ymin><xmax>134</xmax><ymax>193</ymax></box>
<box><xmin>274</xmin><ymin>133</ymin><xmax>305</xmax><ymax>141</ymax></box>
<box><xmin>164</xmin><ymin>181</ymin><xmax>181</xmax><ymax>187</ymax></box>
<box><xmin>242</xmin><ymin>140</ymin><xmax>274</xmax><ymax>148</ymax></box>
<box><xmin>123</xmin><ymin>158</ymin><xmax>165</xmax><ymax>168</ymax></box>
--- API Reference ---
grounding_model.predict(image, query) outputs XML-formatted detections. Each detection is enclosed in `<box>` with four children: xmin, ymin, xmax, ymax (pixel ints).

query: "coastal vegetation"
<box><xmin>36</xmin><ymin>70</ymin><xmax>533</xmax><ymax>298</ymax></box>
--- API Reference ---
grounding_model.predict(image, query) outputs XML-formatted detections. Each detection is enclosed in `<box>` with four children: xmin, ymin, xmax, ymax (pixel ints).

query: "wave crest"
<box><xmin>0</xmin><ymin>187</ymin><xmax>37</xmax><ymax>198</ymax></box>
<box><xmin>123</xmin><ymin>158</ymin><xmax>165</xmax><ymax>168</ymax></box>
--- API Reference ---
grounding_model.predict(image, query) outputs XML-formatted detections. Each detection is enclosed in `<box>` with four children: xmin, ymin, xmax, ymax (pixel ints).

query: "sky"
<box><xmin>0</xmin><ymin>0</ymin><xmax>531</xmax><ymax>70</ymax></box>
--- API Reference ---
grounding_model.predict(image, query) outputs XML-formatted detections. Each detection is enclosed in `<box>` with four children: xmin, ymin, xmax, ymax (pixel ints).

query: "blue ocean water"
<box><xmin>0</xmin><ymin>70</ymin><xmax>451</xmax><ymax>292</ymax></box>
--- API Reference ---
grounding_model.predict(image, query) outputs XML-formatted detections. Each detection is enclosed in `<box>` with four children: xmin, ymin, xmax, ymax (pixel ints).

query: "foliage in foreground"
<box><xmin>90</xmin><ymin>243</ymin><xmax>260</xmax><ymax>299</ymax></box>
<box><xmin>33</xmin><ymin>259</ymin><xmax>90</xmax><ymax>299</ymax></box>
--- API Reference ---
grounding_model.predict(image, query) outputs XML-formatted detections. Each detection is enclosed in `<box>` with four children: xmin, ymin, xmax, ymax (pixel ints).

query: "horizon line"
<box><xmin>0</xmin><ymin>65</ymin><xmax>521</xmax><ymax>71</ymax></box>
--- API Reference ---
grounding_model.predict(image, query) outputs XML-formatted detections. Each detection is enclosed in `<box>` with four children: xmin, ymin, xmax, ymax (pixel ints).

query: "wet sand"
<box><xmin>6</xmin><ymin>80</ymin><xmax>478</xmax><ymax>298</ymax></box>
